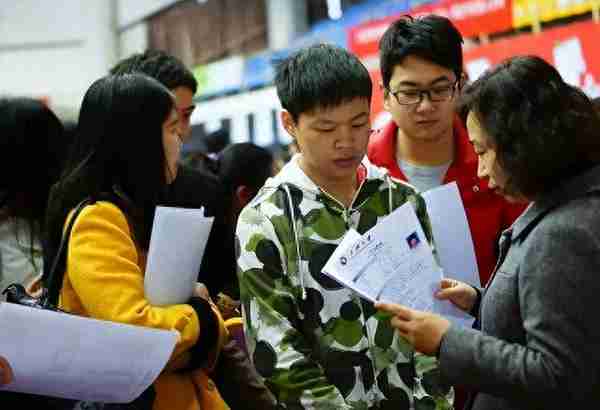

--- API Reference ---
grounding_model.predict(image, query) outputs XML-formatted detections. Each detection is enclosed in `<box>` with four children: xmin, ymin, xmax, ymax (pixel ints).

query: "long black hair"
<box><xmin>45</xmin><ymin>74</ymin><xmax>175</xmax><ymax>270</ymax></box>
<box><xmin>0</xmin><ymin>98</ymin><xmax>66</xmax><ymax>270</ymax></box>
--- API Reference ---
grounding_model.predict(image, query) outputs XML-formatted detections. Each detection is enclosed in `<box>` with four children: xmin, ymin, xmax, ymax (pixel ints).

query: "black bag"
<box><xmin>2</xmin><ymin>197</ymin><xmax>155</xmax><ymax>410</ymax></box>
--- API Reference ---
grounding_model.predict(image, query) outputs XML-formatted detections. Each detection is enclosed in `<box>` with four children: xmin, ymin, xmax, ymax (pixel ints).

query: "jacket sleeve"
<box><xmin>236</xmin><ymin>205</ymin><xmax>352</xmax><ymax>409</ymax></box>
<box><xmin>409</xmin><ymin>192</ymin><xmax>455</xmax><ymax>409</ymax></box>
<box><xmin>438</xmin><ymin>212</ymin><xmax>600</xmax><ymax>406</ymax></box>
<box><xmin>63</xmin><ymin>202</ymin><xmax>218</xmax><ymax>364</ymax></box>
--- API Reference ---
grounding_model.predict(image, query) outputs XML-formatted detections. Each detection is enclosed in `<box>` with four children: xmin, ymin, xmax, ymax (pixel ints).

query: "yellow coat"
<box><xmin>58</xmin><ymin>201</ymin><xmax>228</xmax><ymax>410</ymax></box>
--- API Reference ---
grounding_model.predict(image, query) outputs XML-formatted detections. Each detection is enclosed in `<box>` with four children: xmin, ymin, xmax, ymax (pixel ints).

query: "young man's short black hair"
<box><xmin>275</xmin><ymin>43</ymin><xmax>372</xmax><ymax>122</ymax></box>
<box><xmin>379</xmin><ymin>15</ymin><xmax>463</xmax><ymax>89</ymax></box>
<box><xmin>110</xmin><ymin>49</ymin><xmax>197</xmax><ymax>94</ymax></box>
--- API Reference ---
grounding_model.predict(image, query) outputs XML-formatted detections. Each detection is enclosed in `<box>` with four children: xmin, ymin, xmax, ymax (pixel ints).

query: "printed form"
<box><xmin>323</xmin><ymin>201</ymin><xmax>470</xmax><ymax>326</ymax></box>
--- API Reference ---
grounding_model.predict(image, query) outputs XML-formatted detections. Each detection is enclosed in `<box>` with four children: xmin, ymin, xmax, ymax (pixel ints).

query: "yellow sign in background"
<box><xmin>513</xmin><ymin>0</ymin><xmax>596</xmax><ymax>27</ymax></box>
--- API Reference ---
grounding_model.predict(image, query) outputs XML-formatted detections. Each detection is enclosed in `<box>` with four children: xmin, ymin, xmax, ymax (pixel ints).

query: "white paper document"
<box><xmin>144</xmin><ymin>206</ymin><xmax>214</xmax><ymax>306</ymax></box>
<box><xmin>422</xmin><ymin>182</ymin><xmax>480</xmax><ymax>288</ymax></box>
<box><xmin>0</xmin><ymin>302</ymin><xmax>177</xmax><ymax>402</ymax></box>
<box><xmin>322</xmin><ymin>202</ymin><xmax>470</xmax><ymax>326</ymax></box>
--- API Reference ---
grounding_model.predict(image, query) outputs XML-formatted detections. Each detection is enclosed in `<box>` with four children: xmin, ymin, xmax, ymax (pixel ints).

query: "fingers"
<box><xmin>0</xmin><ymin>356</ymin><xmax>13</xmax><ymax>385</ymax></box>
<box><xmin>435</xmin><ymin>279</ymin><xmax>460</xmax><ymax>300</ymax></box>
<box><xmin>439</xmin><ymin>278</ymin><xmax>453</xmax><ymax>289</ymax></box>
<box><xmin>388</xmin><ymin>315</ymin><xmax>411</xmax><ymax>343</ymax></box>
<box><xmin>439</xmin><ymin>278</ymin><xmax>458</xmax><ymax>289</ymax></box>
<box><xmin>375</xmin><ymin>302</ymin><xmax>413</xmax><ymax>320</ymax></box>
<box><xmin>435</xmin><ymin>287</ymin><xmax>458</xmax><ymax>300</ymax></box>
<box><xmin>194</xmin><ymin>282</ymin><xmax>211</xmax><ymax>301</ymax></box>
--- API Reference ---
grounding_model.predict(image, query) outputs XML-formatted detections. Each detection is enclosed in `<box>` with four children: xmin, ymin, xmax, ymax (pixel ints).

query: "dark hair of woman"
<box><xmin>460</xmin><ymin>55</ymin><xmax>600</xmax><ymax>199</ymax></box>
<box><xmin>0</xmin><ymin>98</ymin><xmax>66</xmax><ymax>270</ymax></box>
<box><xmin>45</xmin><ymin>74</ymin><xmax>175</xmax><ymax>274</ymax></box>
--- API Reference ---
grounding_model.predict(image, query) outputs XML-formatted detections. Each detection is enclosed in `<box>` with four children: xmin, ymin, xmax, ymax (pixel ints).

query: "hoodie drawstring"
<box><xmin>282</xmin><ymin>184</ymin><xmax>307</xmax><ymax>300</ymax></box>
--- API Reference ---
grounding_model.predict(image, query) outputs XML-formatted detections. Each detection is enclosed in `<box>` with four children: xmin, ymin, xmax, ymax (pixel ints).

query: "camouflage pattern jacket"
<box><xmin>236</xmin><ymin>156</ymin><xmax>453</xmax><ymax>410</ymax></box>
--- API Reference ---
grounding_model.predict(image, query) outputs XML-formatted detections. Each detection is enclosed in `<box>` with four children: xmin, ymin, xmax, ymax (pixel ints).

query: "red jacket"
<box><xmin>368</xmin><ymin>119</ymin><xmax>526</xmax><ymax>286</ymax></box>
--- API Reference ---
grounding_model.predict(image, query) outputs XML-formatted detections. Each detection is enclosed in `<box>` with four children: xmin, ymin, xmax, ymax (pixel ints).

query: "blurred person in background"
<box><xmin>207</xmin><ymin>142</ymin><xmax>274</xmax><ymax>309</ymax></box>
<box><xmin>209</xmin><ymin>143</ymin><xmax>278</xmax><ymax>410</ymax></box>
<box><xmin>377</xmin><ymin>55</ymin><xmax>600</xmax><ymax>410</ymax></box>
<box><xmin>0</xmin><ymin>98</ymin><xmax>68</xmax><ymax>298</ymax></box>
<box><xmin>44</xmin><ymin>74</ymin><xmax>229</xmax><ymax>410</ymax></box>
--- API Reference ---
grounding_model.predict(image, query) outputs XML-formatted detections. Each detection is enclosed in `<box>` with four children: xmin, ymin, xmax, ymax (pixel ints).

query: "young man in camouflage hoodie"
<box><xmin>236</xmin><ymin>44</ymin><xmax>453</xmax><ymax>410</ymax></box>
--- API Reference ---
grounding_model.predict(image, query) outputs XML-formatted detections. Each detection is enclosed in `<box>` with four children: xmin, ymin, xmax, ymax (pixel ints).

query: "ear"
<box><xmin>236</xmin><ymin>185</ymin><xmax>255</xmax><ymax>208</ymax></box>
<box><xmin>381</xmin><ymin>81</ymin><xmax>392</xmax><ymax>112</ymax></box>
<box><xmin>281</xmin><ymin>110</ymin><xmax>297</xmax><ymax>139</ymax></box>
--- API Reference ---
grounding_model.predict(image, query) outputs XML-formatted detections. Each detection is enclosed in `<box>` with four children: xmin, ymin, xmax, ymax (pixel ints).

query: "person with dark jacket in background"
<box><xmin>110</xmin><ymin>50</ymin><xmax>231</xmax><ymax>296</ymax></box>
<box><xmin>212</xmin><ymin>142</ymin><xmax>274</xmax><ymax>301</ymax></box>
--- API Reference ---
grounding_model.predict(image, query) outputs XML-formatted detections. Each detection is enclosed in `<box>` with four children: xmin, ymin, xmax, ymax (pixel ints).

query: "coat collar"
<box><xmin>511</xmin><ymin>164</ymin><xmax>600</xmax><ymax>241</ymax></box>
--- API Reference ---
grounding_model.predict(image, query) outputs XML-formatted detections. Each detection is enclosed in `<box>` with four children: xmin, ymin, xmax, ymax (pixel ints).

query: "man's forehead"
<box><xmin>389</xmin><ymin>58</ymin><xmax>456</xmax><ymax>87</ymax></box>
<box><xmin>299</xmin><ymin>101</ymin><xmax>370</xmax><ymax>124</ymax></box>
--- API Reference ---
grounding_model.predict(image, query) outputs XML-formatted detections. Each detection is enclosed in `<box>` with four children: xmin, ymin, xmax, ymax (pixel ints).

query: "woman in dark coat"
<box><xmin>377</xmin><ymin>55</ymin><xmax>600</xmax><ymax>410</ymax></box>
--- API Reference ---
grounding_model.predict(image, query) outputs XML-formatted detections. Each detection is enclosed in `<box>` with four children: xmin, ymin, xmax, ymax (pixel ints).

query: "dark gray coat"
<box><xmin>439</xmin><ymin>164</ymin><xmax>600</xmax><ymax>410</ymax></box>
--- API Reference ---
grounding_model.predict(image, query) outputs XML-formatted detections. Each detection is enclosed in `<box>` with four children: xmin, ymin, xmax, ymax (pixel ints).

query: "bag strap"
<box><xmin>44</xmin><ymin>198</ymin><xmax>94</xmax><ymax>308</ymax></box>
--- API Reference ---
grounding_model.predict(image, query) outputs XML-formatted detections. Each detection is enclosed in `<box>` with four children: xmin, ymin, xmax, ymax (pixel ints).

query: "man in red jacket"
<box><xmin>368</xmin><ymin>15</ymin><xmax>525</xmax><ymax>288</ymax></box>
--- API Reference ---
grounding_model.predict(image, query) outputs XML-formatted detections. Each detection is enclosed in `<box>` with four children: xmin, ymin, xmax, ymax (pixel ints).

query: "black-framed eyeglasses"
<box><xmin>387</xmin><ymin>81</ymin><xmax>459</xmax><ymax>105</ymax></box>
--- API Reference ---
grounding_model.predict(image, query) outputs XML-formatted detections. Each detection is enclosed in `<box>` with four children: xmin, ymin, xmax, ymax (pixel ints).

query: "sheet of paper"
<box><xmin>422</xmin><ymin>182</ymin><xmax>480</xmax><ymax>288</ymax></box>
<box><xmin>322</xmin><ymin>202</ymin><xmax>470</xmax><ymax>326</ymax></box>
<box><xmin>0</xmin><ymin>302</ymin><xmax>177</xmax><ymax>402</ymax></box>
<box><xmin>144</xmin><ymin>206</ymin><xmax>214</xmax><ymax>306</ymax></box>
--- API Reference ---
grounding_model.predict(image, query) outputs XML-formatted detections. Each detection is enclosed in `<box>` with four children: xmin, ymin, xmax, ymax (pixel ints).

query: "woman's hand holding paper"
<box><xmin>434</xmin><ymin>278</ymin><xmax>478</xmax><ymax>313</ymax></box>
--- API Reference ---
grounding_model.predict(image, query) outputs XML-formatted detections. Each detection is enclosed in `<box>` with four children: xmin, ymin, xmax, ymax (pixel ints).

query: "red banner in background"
<box><xmin>412</xmin><ymin>0</ymin><xmax>513</xmax><ymax>37</ymax></box>
<box><xmin>464</xmin><ymin>20</ymin><xmax>600</xmax><ymax>97</ymax></box>
<box><xmin>348</xmin><ymin>17</ymin><xmax>395</xmax><ymax>128</ymax></box>
<box><xmin>350</xmin><ymin>18</ymin><xmax>600</xmax><ymax>128</ymax></box>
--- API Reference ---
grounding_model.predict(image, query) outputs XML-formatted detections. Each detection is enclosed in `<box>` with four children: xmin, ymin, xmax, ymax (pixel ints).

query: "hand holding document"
<box><xmin>0</xmin><ymin>302</ymin><xmax>177</xmax><ymax>402</ymax></box>
<box><xmin>322</xmin><ymin>201</ymin><xmax>470</xmax><ymax>327</ymax></box>
<box><xmin>144</xmin><ymin>207</ymin><xmax>214</xmax><ymax>306</ymax></box>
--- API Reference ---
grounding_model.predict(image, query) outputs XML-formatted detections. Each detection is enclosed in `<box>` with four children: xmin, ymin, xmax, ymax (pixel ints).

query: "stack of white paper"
<box><xmin>0</xmin><ymin>303</ymin><xmax>177</xmax><ymax>402</ymax></box>
<box><xmin>144</xmin><ymin>207</ymin><xmax>214</xmax><ymax>306</ymax></box>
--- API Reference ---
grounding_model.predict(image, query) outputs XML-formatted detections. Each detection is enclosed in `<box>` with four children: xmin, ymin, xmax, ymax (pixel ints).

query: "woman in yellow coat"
<box><xmin>44</xmin><ymin>74</ymin><xmax>228</xmax><ymax>410</ymax></box>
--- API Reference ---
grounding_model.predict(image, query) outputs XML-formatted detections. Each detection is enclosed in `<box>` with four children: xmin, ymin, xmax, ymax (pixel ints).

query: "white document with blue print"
<box><xmin>322</xmin><ymin>201</ymin><xmax>471</xmax><ymax>327</ymax></box>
